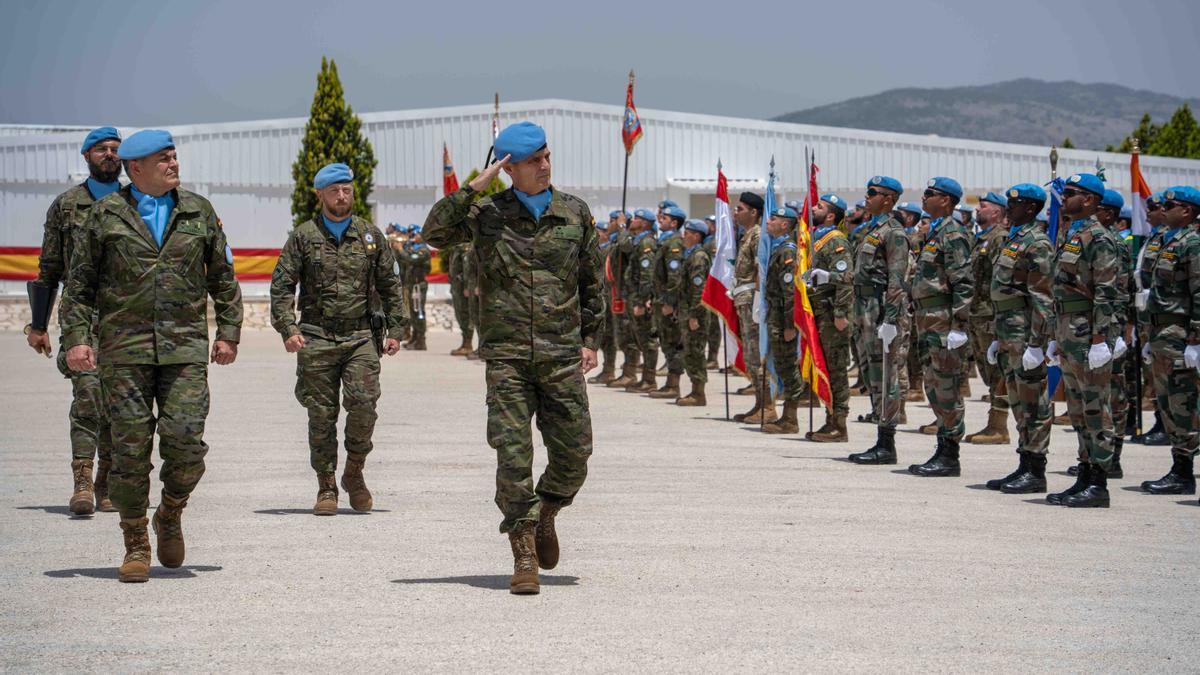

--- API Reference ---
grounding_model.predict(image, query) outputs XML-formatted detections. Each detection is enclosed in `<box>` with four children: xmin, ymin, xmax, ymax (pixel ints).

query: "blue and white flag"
<box><xmin>755</xmin><ymin>160</ymin><xmax>783</xmax><ymax>396</ymax></box>
<box><xmin>1045</xmin><ymin>176</ymin><xmax>1065</xmax><ymax>398</ymax></box>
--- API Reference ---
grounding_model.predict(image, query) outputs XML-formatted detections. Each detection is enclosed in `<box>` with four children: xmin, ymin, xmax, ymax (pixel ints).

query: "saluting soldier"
<box><xmin>805</xmin><ymin>194</ymin><xmax>855</xmax><ymax>442</ymax></box>
<box><xmin>676</xmin><ymin>219</ymin><xmax>712</xmax><ymax>406</ymax></box>
<box><xmin>963</xmin><ymin>191</ymin><xmax>1012</xmax><ymax>445</ymax></box>
<box><xmin>62</xmin><ymin>130</ymin><xmax>243</xmax><ymax>582</ymax></box>
<box><xmin>649</xmin><ymin>205</ymin><xmax>687</xmax><ymax>400</ymax></box>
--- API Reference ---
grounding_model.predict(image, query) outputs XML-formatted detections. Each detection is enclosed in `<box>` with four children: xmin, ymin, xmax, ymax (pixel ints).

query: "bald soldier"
<box><xmin>424</xmin><ymin>122</ymin><xmax>605</xmax><ymax>595</ymax></box>
<box><xmin>26</xmin><ymin>127</ymin><xmax>122</xmax><ymax>516</ymax></box>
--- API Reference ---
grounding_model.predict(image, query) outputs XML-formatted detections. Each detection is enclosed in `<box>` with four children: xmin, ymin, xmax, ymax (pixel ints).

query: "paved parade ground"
<box><xmin>1</xmin><ymin>328</ymin><xmax>1198</xmax><ymax>672</ymax></box>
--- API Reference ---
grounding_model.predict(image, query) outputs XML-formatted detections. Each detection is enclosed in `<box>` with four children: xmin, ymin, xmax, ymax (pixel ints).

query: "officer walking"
<box><xmin>62</xmin><ymin>130</ymin><xmax>243</xmax><ymax>582</ymax></box>
<box><xmin>805</xmin><ymin>194</ymin><xmax>855</xmax><ymax>442</ymax></box>
<box><xmin>676</xmin><ymin>219</ymin><xmax>712</xmax><ymax>406</ymax></box>
<box><xmin>424</xmin><ymin>122</ymin><xmax>605</xmax><ymax>595</ymax></box>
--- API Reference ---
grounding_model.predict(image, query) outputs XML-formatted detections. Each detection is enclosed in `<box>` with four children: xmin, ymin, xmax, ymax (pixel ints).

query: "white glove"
<box><xmin>1112</xmin><ymin>336</ymin><xmax>1128</xmax><ymax>359</ymax></box>
<box><xmin>877</xmin><ymin>322</ymin><xmax>897</xmax><ymax>347</ymax></box>
<box><xmin>1087</xmin><ymin>342</ymin><xmax>1113</xmax><ymax>370</ymax></box>
<box><xmin>1142</xmin><ymin>342</ymin><xmax>1152</xmax><ymax>364</ymax></box>
<box><xmin>1135</xmin><ymin>289</ymin><xmax>1150</xmax><ymax>311</ymax></box>
<box><xmin>809</xmin><ymin>268</ymin><xmax>830</xmax><ymax>286</ymax></box>
<box><xmin>1185</xmin><ymin>344</ymin><xmax>1200</xmax><ymax>370</ymax></box>
<box><xmin>1046</xmin><ymin>340</ymin><xmax>1060</xmax><ymax>367</ymax></box>
<box><xmin>946</xmin><ymin>330</ymin><xmax>968</xmax><ymax>350</ymax></box>
<box><xmin>1022</xmin><ymin>346</ymin><xmax>1044</xmax><ymax>371</ymax></box>
<box><xmin>986</xmin><ymin>340</ymin><xmax>1000</xmax><ymax>365</ymax></box>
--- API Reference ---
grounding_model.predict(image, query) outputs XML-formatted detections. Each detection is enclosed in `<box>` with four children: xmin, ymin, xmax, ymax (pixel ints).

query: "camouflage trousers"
<box><xmin>915</xmin><ymin>308</ymin><xmax>966</xmax><ymax>442</ymax></box>
<box><xmin>57</xmin><ymin>346</ymin><xmax>112</xmax><ymax>462</ymax></box>
<box><xmin>617</xmin><ymin>302</ymin><xmax>638</xmax><ymax>365</ymax></box>
<box><xmin>816</xmin><ymin>315</ymin><xmax>852</xmax><ymax>417</ymax></box>
<box><xmin>683</xmin><ymin>314</ymin><xmax>709</xmax><ymax>384</ymax></box>
<box><xmin>1056</xmin><ymin>316</ymin><xmax>1114</xmax><ymax>469</ymax></box>
<box><xmin>597</xmin><ymin>291</ymin><xmax>618</xmax><ymax>367</ymax></box>
<box><xmin>735</xmin><ymin>296</ymin><xmax>762</xmax><ymax>383</ymax></box>
<box><xmin>907</xmin><ymin>327</ymin><xmax>927</xmax><ymax>389</ymax></box>
<box><xmin>707</xmin><ymin>308</ymin><xmax>721</xmax><ymax>361</ymax></box>
<box><xmin>630</xmin><ymin>306</ymin><xmax>659</xmax><ymax>372</ymax></box>
<box><xmin>768</xmin><ymin>331</ymin><xmax>803</xmax><ymax>404</ymax></box>
<box><xmin>656</xmin><ymin>306</ymin><xmax>684</xmax><ymax>375</ymax></box>
<box><xmin>486</xmin><ymin>358</ymin><xmax>592</xmax><ymax>533</ymax></box>
<box><xmin>971</xmin><ymin>316</ymin><xmax>1009</xmax><ymax>411</ymax></box>
<box><xmin>101</xmin><ymin>362</ymin><xmax>209</xmax><ymax>520</ymax></box>
<box><xmin>854</xmin><ymin>296</ymin><xmax>907</xmax><ymax>428</ymax></box>
<box><xmin>1149</xmin><ymin>327</ymin><xmax>1199</xmax><ymax>460</ymax></box>
<box><xmin>1110</xmin><ymin>353</ymin><xmax>1128</xmax><ymax>441</ymax></box>
<box><xmin>295</xmin><ymin>335</ymin><xmax>381</xmax><ymax>474</ymax></box>
<box><xmin>408</xmin><ymin>282</ymin><xmax>428</xmax><ymax>341</ymax></box>
<box><xmin>997</xmin><ymin>339</ymin><xmax>1052</xmax><ymax>455</ymax></box>
<box><xmin>450</xmin><ymin>277</ymin><xmax>473</xmax><ymax>341</ymax></box>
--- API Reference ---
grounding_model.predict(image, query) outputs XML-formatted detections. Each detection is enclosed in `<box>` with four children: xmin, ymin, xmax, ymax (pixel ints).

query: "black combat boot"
<box><xmin>986</xmin><ymin>451</ymin><xmax>1028</xmax><ymax>490</ymax></box>
<box><xmin>909</xmin><ymin>438</ymin><xmax>961</xmax><ymax>477</ymax></box>
<box><xmin>1001</xmin><ymin>453</ymin><xmax>1047</xmax><ymax>494</ymax></box>
<box><xmin>848</xmin><ymin>427</ymin><xmax>896</xmax><ymax>465</ymax></box>
<box><xmin>1131</xmin><ymin>412</ymin><xmax>1168</xmax><ymax>445</ymax></box>
<box><xmin>1047</xmin><ymin>462</ymin><xmax>1090</xmax><ymax>505</ymax></box>
<box><xmin>1063</xmin><ymin>464</ymin><xmax>1110</xmax><ymax>508</ymax></box>
<box><xmin>1109</xmin><ymin>438</ymin><xmax>1124</xmax><ymax>479</ymax></box>
<box><xmin>1140</xmin><ymin>454</ymin><xmax>1196</xmax><ymax>495</ymax></box>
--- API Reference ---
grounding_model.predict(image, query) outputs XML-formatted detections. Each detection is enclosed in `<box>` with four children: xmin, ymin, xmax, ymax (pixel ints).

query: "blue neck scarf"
<box><xmin>929</xmin><ymin>216</ymin><xmax>946</xmax><ymax>235</ymax></box>
<box><xmin>657</xmin><ymin>229</ymin><xmax>676</xmax><ymax>243</ymax></box>
<box><xmin>1163</xmin><ymin>226</ymin><xmax>1184</xmax><ymax>246</ymax></box>
<box><xmin>1067</xmin><ymin>219</ymin><xmax>1087</xmax><ymax>239</ymax></box>
<box><xmin>683</xmin><ymin>243</ymin><xmax>699</xmax><ymax>257</ymax></box>
<box><xmin>322</xmin><ymin>214</ymin><xmax>352</xmax><ymax>243</ymax></box>
<box><xmin>86</xmin><ymin>178</ymin><xmax>120</xmax><ymax>200</ymax></box>
<box><xmin>632</xmin><ymin>230</ymin><xmax>650</xmax><ymax>243</ymax></box>
<box><xmin>514</xmin><ymin>188</ymin><xmax>552</xmax><ymax>222</ymax></box>
<box><xmin>813</xmin><ymin>225</ymin><xmax>835</xmax><ymax>240</ymax></box>
<box><xmin>130</xmin><ymin>186</ymin><xmax>175</xmax><ymax>247</ymax></box>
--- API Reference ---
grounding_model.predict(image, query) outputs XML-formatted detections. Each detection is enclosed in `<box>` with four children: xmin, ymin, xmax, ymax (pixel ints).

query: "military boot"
<box><xmin>93</xmin><ymin>459</ymin><xmax>116</xmax><ymax>512</ymax></box>
<box><xmin>733</xmin><ymin>391</ymin><xmax>762</xmax><ymax>423</ymax></box>
<box><xmin>808</xmin><ymin>413</ymin><xmax>836</xmax><ymax>438</ymax></box>
<box><xmin>1063</xmin><ymin>464</ymin><xmax>1110</xmax><ymax>508</ymax></box>
<box><xmin>313</xmin><ymin>473</ymin><xmax>338</xmax><ymax>516</ymax></box>
<box><xmin>675</xmin><ymin>381</ymin><xmax>707</xmax><ymax>407</ymax></box>
<box><xmin>897</xmin><ymin>399</ymin><xmax>908</xmax><ymax>424</ymax></box>
<box><xmin>341</xmin><ymin>453</ymin><xmax>374</xmax><ymax>512</ymax></box>
<box><xmin>808</xmin><ymin>414</ymin><xmax>848</xmax><ymax>443</ymax></box>
<box><xmin>905</xmin><ymin>377</ymin><xmax>924</xmax><ymax>402</ymax></box>
<box><xmin>467</xmin><ymin>349</ymin><xmax>481</xmax><ymax>360</ymax></box>
<box><xmin>508</xmin><ymin>521</ymin><xmax>540</xmax><ymax>595</ymax></box>
<box><xmin>627</xmin><ymin>366</ymin><xmax>657</xmax><ymax>393</ymax></box>
<box><xmin>959</xmin><ymin>379</ymin><xmax>971</xmax><ymax>398</ymax></box>
<box><xmin>735</xmin><ymin>383</ymin><xmax>756</xmax><ymax>395</ymax></box>
<box><xmin>1001</xmin><ymin>453</ymin><xmax>1047</xmax><ymax>493</ymax></box>
<box><xmin>705</xmin><ymin>358</ymin><xmax>719</xmax><ymax>370</ymax></box>
<box><xmin>1107</xmin><ymin>438</ymin><xmax>1124</xmax><ymax>479</ymax></box>
<box><xmin>762</xmin><ymin>401</ymin><xmax>799</xmax><ymax>434</ymax></box>
<box><xmin>964</xmin><ymin>409</ymin><xmax>1010</xmax><ymax>444</ymax></box>
<box><xmin>909</xmin><ymin>438</ymin><xmax>961</xmax><ymax>477</ymax></box>
<box><xmin>152</xmin><ymin>492</ymin><xmax>187</xmax><ymax>568</ymax></box>
<box><xmin>412</xmin><ymin>335</ymin><xmax>427</xmax><ymax>351</ymax></box>
<box><xmin>69</xmin><ymin>459</ymin><xmax>95</xmax><ymax>516</ymax></box>
<box><xmin>648</xmin><ymin>373</ymin><xmax>681</xmax><ymax>399</ymax></box>
<box><xmin>742</xmin><ymin>397</ymin><xmax>778</xmax><ymax>425</ymax></box>
<box><xmin>1051</xmin><ymin>412</ymin><xmax>1071</xmax><ymax>426</ymax></box>
<box><xmin>535</xmin><ymin>503</ymin><xmax>562</xmax><ymax>570</ymax></box>
<box><xmin>918</xmin><ymin>419</ymin><xmax>939</xmax><ymax>435</ymax></box>
<box><xmin>607</xmin><ymin>361</ymin><xmax>638</xmax><ymax>388</ymax></box>
<box><xmin>1131</xmin><ymin>413</ymin><xmax>1168</xmax><ymax>445</ymax></box>
<box><xmin>1140</xmin><ymin>454</ymin><xmax>1196</xmax><ymax>495</ymax></box>
<box><xmin>450</xmin><ymin>336</ymin><xmax>473</xmax><ymax>356</ymax></box>
<box><xmin>1047</xmin><ymin>462</ymin><xmax>1090</xmax><ymax>505</ymax></box>
<box><xmin>118</xmin><ymin>517</ymin><xmax>151</xmax><ymax>583</ymax></box>
<box><xmin>588</xmin><ymin>362</ymin><xmax>616</xmax><ymax>385</ymax></box>
<box><xmin>986</xmin><ymin>452</ymin><xmax>1028</xmax><ymax>490</ymax></box>
<box><xmin>848</xmin><ymin>426</ymin><xmax>897</xmax><ymax>464</ymax></box>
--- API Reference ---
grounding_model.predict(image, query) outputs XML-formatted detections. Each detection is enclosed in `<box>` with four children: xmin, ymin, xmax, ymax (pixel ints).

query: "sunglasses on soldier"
<box><xmin>866</xmin><ymin>187</ymin><xmax>889</xmax><ymax>198</ymax></box>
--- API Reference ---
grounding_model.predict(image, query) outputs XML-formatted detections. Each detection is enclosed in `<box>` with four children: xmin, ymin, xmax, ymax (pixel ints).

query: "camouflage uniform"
<box><xmin>969</xmin><ymin>224</ymin><xmax>1010</xmax><ymax>414</ymax></box>
<box><xmin>446</xmin><ymin>245</ymin><xmax>474</xmax><ymax>343</ymax></box>
<box><xmin>624</xmin><ymin>231</ymin><xmax>660</xmax><ymax>381</ymax></box>
<box><xmin>401</xmin><ymin>239</ymin><xmax>432</xmax><ymax>344</ymax></box>
<box><xmin>911</xmin><ymin>216</ymin><xmax>974</xmax><ymax>444</ymax></box>
<box><xmin>270</xmin><ymin>217</ymin><xmax>407</xmax><ymax>474</ymax></box>
<box><xmin>704</xmin><ymin>236</ymin><xmax>722</xmax><ymax>362</ymax></box>
<box><xmin>809</xmin><ymin>225</ymin><xmax>854</xmax><ymax>417</ymax></box>
<box><xmin>61</xmin><ymin>186</ymin><xmax>243</xmax><ymax>519</ymax></box>
<box><xmin>424</xmin><ymin>186</ymin><xmax>604</xmax><ymax>533</ymax></box>
<box><xmin>653</xmin><ymin>230</ymin><xmax>686</xmax><ymax>378</ymax></box>
<box><xmin>852</xmin><ymin>214</ymin><xmax>911</xmax><ymax>428</ymax></box>
<box><xmin>1101</xmin><ymin>224</ymin><xmax>1133</xmax><ymax>449</ymax></box>
<box><xmin>611</xmin><ymin>231</ymin><xmax>639</xmax><ymax>372</ymax></box>
<box><xmin>595</xmin><ymin>232</ymin><xmax>619</xmax><ymax>371</ymax></box>
<box><xmin>733</xmin><ymin>225</ymin><xmax>764</xmax><ymax>382</ymax></box>
<box><xmin>37</xmin><ymin>182</ymin><xmax>112</xmax><ymax>464</ymax></box>
<box><xmin>765</xmin><ymin>239</ymin><xmax>803</xmax><ymax>402</ymax></box>
<box><xmin>680</xmin><ymin>241</ymin><xmax>712</xmax><ymax>385</ymax></box>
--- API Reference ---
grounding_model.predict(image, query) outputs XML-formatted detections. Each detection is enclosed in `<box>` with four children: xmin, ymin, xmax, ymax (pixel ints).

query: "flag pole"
<box><xmin>760</xmin><ymin>156</ymin><xmax>775</xmax><ymax>433</ymax></box>
<box><xmin>483</xmin><ymin>92</ymin><xmax>499</xmax><ymax>169</ymax></box>
<box><xmin>719</xmin><ymin>158</ymin><xmax>730</xmax><ymax>421</ymax></box>
<box><xmin>621</xmin><ymin>71</ymin><xmax>634</xmax><ymax>215</ymax></box>
<box><xmin>805</xmin><ymin>147</ymin><xmax>815</xmax><ymax>434</ymax></box>
<box><xmin>1131</xmin><ymin>137</ymin><xmax>1144</xmax><ymax>437</ymax></box>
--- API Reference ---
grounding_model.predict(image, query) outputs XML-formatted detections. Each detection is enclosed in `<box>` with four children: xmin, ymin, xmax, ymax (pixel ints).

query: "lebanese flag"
<box><xmin>701</xmin><ymin>167</ymin><xmax>744</xmax><ymax>373</ymax></box>
<box><xmin>443</xmin><ymin>143</ymin><xmax>460</xmax><ymax>195</ymax></box>
<box><xmin>1130</xmin><ymin>151</ymin><xmax>1153</xmax><ymax>243</ymax></box>
<box><xmin>792</xmin><ymin>161</ymin><xmax>833</xmax><ymax>408</ymax></box>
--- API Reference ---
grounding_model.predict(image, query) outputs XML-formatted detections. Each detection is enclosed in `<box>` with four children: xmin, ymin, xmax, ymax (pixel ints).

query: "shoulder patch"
<box><xmin>641</xmin><ymin>259</ymin><xmax>651</xmax><ymax>268</ymax></box>
<box><xmin>224</xmin><ymin>244</ymin><xmax>234</xmax><ymax>265</ymax></box>
<box><xmin>783</xmin><ymin>272</ymin><xmax>794</xmax><ymax>284</ymax></box>
<box><xmin>669</xmin><ymin>259</ymin><xmax>680</xmax><ymax>269</ymax></box>
<box><xmin>693</xmin><ymin>275</ymin><xmax>704</xmax><ymax>286</ymax></box>
<box><xmin>835</xmin><ymin>260</ymin><xmax>848</xmax><ymax>272</ymax></box>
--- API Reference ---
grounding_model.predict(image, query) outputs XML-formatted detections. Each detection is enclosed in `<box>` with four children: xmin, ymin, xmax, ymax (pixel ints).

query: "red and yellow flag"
<box><xmin>621</xmin><ymin>71</ymin><xmax>644</xmax><ymax>155</ymax></box>
<box><xmin>792</xmin><ymin>160</ymin><xmax>832</xmax><ymax>408</ymax></box>
<box><xmin>443</xmin><ymin>143</ymin><xmax>460</xmax><ymax>195</ymax></box>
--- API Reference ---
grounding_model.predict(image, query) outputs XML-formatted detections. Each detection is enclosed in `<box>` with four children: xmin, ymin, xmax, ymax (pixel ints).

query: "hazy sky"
<box><xmin>3</xmin><ymin>0</ymin><xmax>1198</xmax><ymax>127</ymax></box>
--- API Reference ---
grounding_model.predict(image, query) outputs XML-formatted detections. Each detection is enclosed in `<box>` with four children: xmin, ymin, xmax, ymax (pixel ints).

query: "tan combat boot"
<box><xmin>743</xmin><ymin>399</ymin><xmax>779</xmax><ymax>425</ymax></box>
<box><xmin>607</xmin><ymin>360</ymin><xmax>638</xmax><ymax>388</ymax></box>
<box><xmin>412</xmin><ymin>335</ymin><xmax>427</xmax><ymax>351</ymax></box>
<box><xmin>897</xmin><ymin>398</ymin><xmax>908</xmax><ymax>424</ymax></box>
<box><xmin>93</xmin><ymin>459</ymin><xmax>116</xmax><ymax>512</ymax></box>
<box><xmin>588</xmin><ymin>362</ymin><xmax>616</xmax><ymax>385</ymax></box>
<box><xmin>919</xmin><ymin>419</ymin><xmax>939</xmax><ymax>435</ymax></box>
<box><xmin>69</xmin><ymin>459</ymin><xmax>95</xmax><ymax>516</ymax></box>
<box><xmin>314</xmin><ymin>473</ymin><xmax>338</xmax><ymax>516</ymax></box>
<box><xmin>675</xmin><ymin>381</ymin><xmax>707</xmax><ymax>406</ymax></box>
<box><xmin>808</xmin><ymin>414</ymin><xmax>848</xmax><ymax>442</ymax></box>
<box><xmin>341</xmin><ymin>453</ymin><xmax>373</xmax><ymax>512</ymax></box>
<box><xmin>762</xmin><ymin>401</ymin><xmax>799</xmax><ymax>434</ymax></box>
<box><xmin>508</xmin><ymin>521</ymin><xmax>540</xmax><ymax>595</ymax></box>
<box><xmin>627</xmin><ymin>366</ymin><xmax>657</xmax><ymax>393</ymax></box>
<box><xmin>450</xmin><ymin>337</ymin><xmax>473</xmax><ymax>356</ymax></box>
<box><xmin>735</xmin><ymin>382</ymin><xmax>756</xmax><ymax>395</ymax></box>
<box><xmin>152</xmin><ymin>492</ymin><xmax>187</xmax><ymax>568</ymax></box>
<box><xmin>733</xmin><ymin>390</ymin><xmax>762</xmax><ymax>423</ymax></box>
<box><xmin>535</xmin><ymin>503</ymin><xmax>562</xmax><ymax>570</ymax></box>
<box><xmin>1052</xmin><ymin>412</ymin><xmax>1071</xmax><ymax>426</ymax></box>
<box><xmin>808</xmin><ymin>412</ymin><xmax>836</xmax><ymax>437</ymax></box>
<box><xmin>964</xmin><ymin>408</ymin><xmax>1010</xmax><ymax>444</ymax></box>
<box><xmin>118</xmin><ymin>517</ymin><xmax>151</xmax><ymax>583</ymax></box>
<box><xmin>959</xmin><ymin>379</ymin><xmax>971</xmax><ymax>398</ymax></box>
<box><xmin>648</xmin><ymin>373</ymin><xmax>681</xmax><ymax>399</ymax></box>
<box><xmin>906</xmin><ymin>376</ymin><xmax>925</xmax><ymax>402</ymax></box>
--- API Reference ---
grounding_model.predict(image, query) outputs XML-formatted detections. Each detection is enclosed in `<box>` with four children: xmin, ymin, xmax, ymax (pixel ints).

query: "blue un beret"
<box><xmin>609</xmin><ymin>209</ymin><xmax>632</xmax><ymax>221</ymax></box>
<box><xmin>80</xmin><ymin>126</ymin><xmax>121</xmax><ymax>154</ymax></box>
<box><xmin>662</xmin><ymin>205</ymin><xmax>687</xmax><ymax>221</ymax></box>
<box><xmin>1148</xmin><ymin>191</ymin><xmax>1165</xmax><ymax>206</ymax></box>
<box><xmin>633</xmin><ymin>208</ymin><xmax>656</xmax><ymax>222</ymax></box>
<box><xmin>854</xmin><ymin>199</ymin><xmax>867</xmax><ymax>209</ymax></box>
<box><xmin>979</xmin><ymin>191</ymin><xmax>1008</xmax><ymax>207</ymax></box>
<box><xmin>117</xmin><ymin>129</ymin><xmax>174</xmax><ymax>160</ymax></box>
<box><xmin>773</xmin><ymin>206</ymin><xmax>799</xmax><ymax>220</ymax></box>
<box><xmin>1006</xmin><ymin>183</ymin><xmax>1046</xmax><ymax>203</ymax></box>
<box><xmin>658</xmin><ymin>200</ymin><xmax>679</xmax><ymax>210</ymax></box>
<box><xmin>1119</xmin><ymin>205</ymin><xmax>1132</xmax><ymax>220</ymax></box>
<box><xmin>494</xmin><ymin>121</ymin><xmax>546</xmax><ymax>163</ymax></box>
<box><xmin>868</xmin><ymin>176</ymin><xmax>903</xmax><ymax>194</ymax></box>
<box><xmin>683</xmin><ymin>219</ymin><xmax>709</xmax><ymax>235</ymax></box>
<box><xmin>1164</xmin><ymin>185</ymin><xmax>1200</xmax><ymax>209</ymax></box>
<box><xmin>820</xmin><ymin>194</ymin><xmax>847</xmax><ymax>212</ymax></box>
<box><xmin>409</xmin><ymin>223</ymin><xmax>422</xmax><ymax>233</ymax></box>
<box><xmin>705</xmin><ymin>214</ymin><xmax>716</xmax><ymax>223</ymax></box>
<box><xmin>1065</xmin><ymin>173</ymin><xmax>1105</xmax><ymax>197</ymax></box>
<box><xmin>784</xmin><ymin>200</ymin><xmax>803</xmax><ymax>212</ymax></box>
<box><xmin>896</xmin><ymin>201</ymin><xmax>923</xmax><ymax>216</ymax></box>
<box><xmin>926</xmin><ymin>176</ymin><xmax>963</xmax><ymax>200</ymax></box>
<box><xmin>314</xmin><ymin>162</ymin><xmax>353</xmax><ymax>189</ymax></box>
<box><xmin>1101</xmin><ymin>189</ymin><xmax>1125</xmax><ymax>211</ymax></box>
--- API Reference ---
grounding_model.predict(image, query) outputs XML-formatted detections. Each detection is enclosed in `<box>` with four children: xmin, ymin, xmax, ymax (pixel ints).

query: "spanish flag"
<box><xmin>792</xmin><ymin>156</ymin><xmax>833</xmax><ymax>409</ymax></box>
<box><xmin>443</xmin><ymin>143</ymin><xmax>460</xmax><ymax>196</ymax></box>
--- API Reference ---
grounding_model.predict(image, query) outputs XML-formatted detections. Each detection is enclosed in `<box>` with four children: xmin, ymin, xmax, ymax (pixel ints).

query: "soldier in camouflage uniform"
<box><xmin>446</xmin><ymin>243</ymin><xmax>475</xmax><ymax>356</ymax></box>
<box><xmin>649</xmin><ymin>205</ymin><xmax>687</xmax><ymax>400</ymax></box>
<box><xmin>907</xmin><ymin>177</ymin><xmax>974</xmax><ymax>477</ymax></box>
<box><xmin>805</xmin><ymin>195</ymin><xmax>855</xmax><ymax>442</ymax></box>
<box><xmin>588</xmin><ymin>211</ymin><xmax>622</xmax><ymax>384</ymax></box>
<box><xmin>424</xmin><ymin>122</ymin><xmax>605</xmax><ymax>595</ymax></box>
<box><xmin>704</xmin><ymin>215</ymin><xmax>722</xmax><ymax>369</ymax></box>
<box><xmin>983</xmin><ymin>184</ymin><xmax>1055</xmax><ymax>493</ymax></box>
<box><xmin>606</xmin><ymin>214</ymin><xmax>642</xmax><ymax>388</ymax></box>
<box><xmin>731</xmin><ymin>192</ymin><xmax>777</xmax><ymax>424</ymax></box>
<box><xmin>401</xmin><ymin>225</ymin><xmax>432</xmax><ymax>351</ymax></box>
<box><xmin>848</xmin><ymin>176</ymin><xmax>911</xmax><ymax>465</ymax></box>
<box><xmin>26</xmin><ymin>127</ymin><xmax>121</xmax><ymax>516</ymax></box>
<box><xmin>1044</xmin><ymin>173</ymin><xmax>1119</xmax><ymax>507</ymax></box>
<box><xmin>271</xmin><ymin>163</ymin><xmax>408</xmax><ymax>517</ymax></box>
<box><xmin>1136</xmin><ymin>185</ymin><xmax>1200</xmax><ymax>498</ymax></box>
<box><xmin>759</xmin><ymin>208</ymin><xmax>804</xmax><ymax>434</ymax></box>
<box><xmin>963</xmin><ymin>192</ymin><xmax>1013</xmax><ymax>444</ymax></box>
<box><xmin>895</xmin><ymin>201</ymin><xmax>926</xmax><ymax>405</ymax></box>
<box><xmin>622</xmin><ymin>209</ymin><xmax>660</xmax><ymax>393</ymax></box>
<box><xmin>62</xmin><ymin>130</ymin><xmax>243</xmax><ymax>582</ymax></box>
<box><xmin>676</xmin><ymin>219</ymin><xmax>712</xmax><ymax>405</ymax></box>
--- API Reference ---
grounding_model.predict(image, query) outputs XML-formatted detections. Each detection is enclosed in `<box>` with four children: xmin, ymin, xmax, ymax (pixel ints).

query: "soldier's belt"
<box><xmin>913</xmin><ymin>294</ymin><xmax>951</xmax><ymax>309</ymax></box>
<box><xmin>992</xmin><ymin>297</ymin><xmax>1028</xmax><ymax>313</ymax></box>
<box><xmin>1054</xmin><ymin>297</ymin><xmax>1092</xmax><ymax>314</ymax></box>
<box><xmin>854</xmin><ymin>283</ymin><xmax>885</xmax><ymax>299</ymax></box>
<box><xmin>310</xmin><ymin>316</ymin><xmax>373</xmax><ymax>333</ymax></box>
<box><xmin>1151</xmin><ymin>313</ymin><xmax>1188</xmax><ymax>328</ymax></box>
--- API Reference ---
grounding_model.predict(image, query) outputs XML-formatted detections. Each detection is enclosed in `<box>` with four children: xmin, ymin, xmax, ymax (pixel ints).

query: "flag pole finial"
<box><xmin>1132</xmin><ymin>137</ymin><xmax>1141</xmax><ymax>155</ymax></box>
<box><xmin>629</xmin><ymin>69</ymin><xmax>635</xmax><ymax>84</ymax></box>
<box><xmin>1049</xmin><ymin>146</ymin><xmax>1059</xmax><ymax>180</ymax></box>
<box><xmin>717</xmin><ymin>157</ymin><xmax>722</xmax><ymax>171</ymax></box>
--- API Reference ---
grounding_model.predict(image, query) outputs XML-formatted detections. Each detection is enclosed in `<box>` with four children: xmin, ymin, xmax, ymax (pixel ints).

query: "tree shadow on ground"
<box><xmin>391</xmin><ymin>575</ymin><xmax>580</xmax><ymax>590</ymax></box>
<box><xmin>44</xmin><ymin>565</ymin><xmax>223</xmax><ymax>580</ymax></box>
<box><xmin>253</xmin><ymin>508</ymin><xmax>390</xmax><ymax>516</ymax></box>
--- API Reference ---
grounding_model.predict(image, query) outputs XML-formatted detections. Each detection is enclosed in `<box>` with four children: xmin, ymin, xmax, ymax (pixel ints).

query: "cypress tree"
<box><xmin>290</xmin><ymin>57</ymin><xmax>378</xmax><ymax>225</ymax></box>
<box><xmin>1147</xmin><ymin>104</ymin><xmax>1199</xmax><ymax>159</ymax></box>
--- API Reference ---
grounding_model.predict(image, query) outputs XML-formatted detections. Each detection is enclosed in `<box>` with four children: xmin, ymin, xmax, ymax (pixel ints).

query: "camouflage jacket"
<box><xmin>968</xmin><ymin>225</ymin><xmax>1007</xmax><ymax>318</ymax></box>
<box><xmin>423</xmin><ymin>186</ymin><xmax>605</xmax><ymax>360</ymax></box>
<box><xmin>61</xmin><ymin>186</ymin><xmax>243</xmax><ymax>364</ymax></box>
<box><xmin>1138</xmin><ymin>223</ymin><xmax>1200</xmax><ymax>342</ymax></box>
<box><xmin>765</xmin><ymin>240</ymin><xmax>798</xmax><ymax>336</ymax></box>
<box><xmin>681</xmin><ymin>244</ymin><xmax>712</xmax><ymax>322</ymax></box>
<box><xmin>1098</xmin><ymin>225</ymin><xmax>1132</xmax><ymax>333</ymax></box>
<box><xmin>733</xmin><ymin>224</ymin><xmax>761</xmax><ymax>304</ymax></box>
<box><xmin>852</xmin><ymin>214</ymin><xmax>911</xmax><ymax>324</ymax></box>
<box><xmin>623</xmin><ymin>231</ymin><xmax>658</xmax><ymax>306</ymax></box>
<box><xmin>912</xmin><ymin>217</ymin><xmax>974</xmax><ymax>332</ymax></box>
<box><xmin>37</xmin><ymin>182</ymin><xmax>98</xmax><ymax>289</ymax></box>
<box><xmin>401</xmin><ymin>241</ymin><xmax>432</xmax><ymax>286</ymax></box>
<box><xmin>1051</xmin><ymin>217</ymin><xmax>1118</xmax><ymax>342</ymax></box>
<box><xmin>653</xmin><ymin>231</ymin><xmax>686</xmax><ymax>307</ymax></box>
<box><xmin>989</xmin><ymin>222</ymin><xmax>1055</xmax><ymax>345</ymax></box>
<box><xmin>809</xmin><ymin>226</ymin><xmax>854</xmax><ymax>321</ymax></box>
<box><xmin>270</xmin><ymin>217</ymin><xmax>407</xmax><ymax>341</ymax></box>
